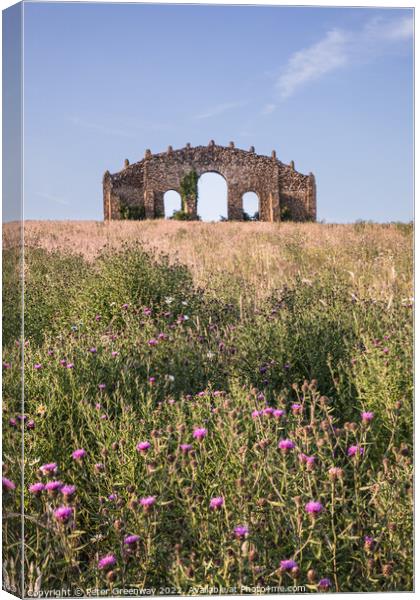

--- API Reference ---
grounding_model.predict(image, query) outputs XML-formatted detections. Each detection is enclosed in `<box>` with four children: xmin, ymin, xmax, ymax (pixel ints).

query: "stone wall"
<box><xmin>103</xmin><ymin>142</ymin><xmax>316</xmax><ymax>222</ymax></box>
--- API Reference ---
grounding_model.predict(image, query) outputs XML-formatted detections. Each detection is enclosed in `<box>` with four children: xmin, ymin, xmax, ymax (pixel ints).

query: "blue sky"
<box><xmin>20</xmin><ymin>2</ymin><xmax>413</xmax><ymax>222</ymax></box>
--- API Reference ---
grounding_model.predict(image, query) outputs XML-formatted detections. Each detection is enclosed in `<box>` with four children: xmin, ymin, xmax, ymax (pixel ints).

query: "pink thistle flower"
<box><xmin>29</xmin><ymin>482</ymin><xmax>45</xmax><ymax>495</ymax></box>
<box><xmin>60</xmin><ymin>359</ymin><xmax>67</xmax><ymax>366</ymax></box>
<box><xmin>139</xmin><ymin>496</ymin><xmax>156</xmax><ymax>511</ymax></box>
<box><xmin>111</xmin><ymin>351</ymin><xmax>119</xmax><ymax>357</ymax></box>
<box><xmin>66</xmin><ymin>363</ymin><xmax>74</xmax><ymax>369</ymax></box>
<box><xmin>136</xmin><ymin>441</ymin><xmax>151</xmax><ymax>453</ymax></box>
<box><xmin>263</xmin><ymin>407</ymin><xmax>274</xmax><ymax>416</ymax></box>
<box><xmin>318</xmin><ymin>578</ymin><xmax>332</xmax><ymax>591</ymax></box>
<box><xmin>34</xmin><ymin>364</ymin><xmax>42</xmax><ymax>370</ymax></box>
<box><xmin>3</xmin><ymin>362</ymin><xmax>11</xmax><ymax>369</ymax></box>
<box><xmin>148</xmin><ymin>338</ymin><xmax>158</xmax><ymax>346</ymax></box>
<box><xmin>72</xmin><ymin>448</ymin><xmax>86</xmax><ymax>461</ymax></box>
<box><xmin>361</xmin><ymin>411</ymin><xmax>374</xmax><ymax>423</ymax></box>
<box><xmin>193</xmin><ymin>427</ymin><xmax>208</xmax><ymax>440</ymax></box>
<box><xmin>39</xmin><ymin>462</ymin><xmax>58</xmax><ymax>476</ymax></box>
<box><xmin>98</xmin><ymin>383</ymin><xmax>106</xmax><ymax>390</ymax></box>
<box><xmin>61</xmin><ymin>484</ymin><xmax>76</xmax><ymax>498</ymax></box>
<box><xmin>305</xmin><ymin>500</ymin><xmax>324</xmax><ymax>515</ymax></box>
<box><xmin>252</xmin><ymin>409</ymin><xmax>262</xmax><ymax>419</ymax></box>
<box><xmin>273</xmin><ymin>409</ymin><xmax>286</xmax><ymax>419</ymax></box>
<box><xmin>27</xmin><ymin>420</ymin><xmax>35</xmax><ymax>430</ymax></box>
<box><xmin>94</xmin><ymin>463</ymin><xmax>105</xmax><ymax>473</ymax></box>
<box><xmin>53</xmin><ymin>505</ymin><xmax>73</xmax><ymax>523</ymax></box>
<box><xmin>280</xmin><ymin>559</ymin><xmax>298</xmax><ymax>571</ymax></box>
<box><xmin>95</xmin><ymin>314</ymin><xmax>101</xmax><ymax>322</ymax></box>
<box><xmin>234</xmin><ymin>525</ymin><xmax>248</xmax><ymax>539</ymax></box>
<box><xmin>89</xmin><ymin>347</ymin><xmax>97</xmax><ymax>354</ymax></box>
<box><xmin>210</xmin><ymin>496</ymin><xmax>224</xmax><ymax>510</ymax></box>
<box><xmin>348</xmin><ymin>445</ymin><xmax>365</xmax><ymax>457</ymax></box>
<box><xmin>180</xmin><ymin>443</ymin><xmax>193</xmax><ymax>454</ymax></box>
<box><xmin>124</xmin><ymin>534</ymin><xmax>140</xmax><ymax>545</ymax></box>
<box><xmin>2</xmin><ymin>477</ymin><xmax>16</xmax><ymax>492</ymax></box>
<box><xmin>98</xmin><ymin>554</ymin><xmax>117</xmax><ymax>570</ymax></box>
<box><xmin>9</xmin><ymin>418</ymin><xmax>17</xmax><ymax>427</ymax></box>
<box><xmin>291</xmin><ymin>403</ymin><xmax>302</xmax><ymax>414</ymax></box>
<box><xmin>45</xmin><ymin>480</ymin><xmax>64</xmax><ymax>493</ymax></box>
<box><xmin>278</xmin><ymin>439</ymin><xmax>295</xmax><ymax>452</ymax></box>
<box><xmin>148</xmin><ymin>376</ymin><xmax>156</xmax><ymax>384</ymax></box>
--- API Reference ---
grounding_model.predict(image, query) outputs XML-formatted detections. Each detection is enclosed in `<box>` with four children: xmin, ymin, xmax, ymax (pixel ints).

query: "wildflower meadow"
<box><xmin>2</xmin><ymin>221</ymin><xmax>413</xmax><ymax>595</ymax></box>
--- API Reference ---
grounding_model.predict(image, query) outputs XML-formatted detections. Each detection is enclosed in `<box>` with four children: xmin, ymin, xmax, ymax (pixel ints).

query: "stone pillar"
<box><xmin>103</xmin><ymin>171</ymin><xmax>112</xmax><ymax>220</ymax></box>
<box><xmin>144</xmin><ymin>189</ymin><xmax>155</xmax><ymax>219</ymax></box>
<box><xmin>184</xmin><ymin>196</ymin><xmax>198</xmax><ymax>219</ymax></box>
<box><xmin>227</xmin><ymin>183</ymin><xmax>243</xmax><ymax>220</ymax></box>
<box><xmin>306</xmin><ymin>173</ymin><xmax>317</xmax><ymax>221</ymax></box>
<box><xmin>269</xmin><ymin>190</ymin><xmax>281</xmax><ymax>222</ymax></box>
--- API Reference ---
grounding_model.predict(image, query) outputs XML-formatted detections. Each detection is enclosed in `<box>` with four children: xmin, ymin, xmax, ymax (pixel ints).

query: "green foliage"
<box><xmin>179</xmin><ymin>170</ymin><xmax>199</xmax><ymax>215</ymax></box>
<box><xmin>120</xmin><ymin>203</ymin><xmax>146</xmax><ymax>220</ymax></box>
<box><xmin>170</xmin><ymin>209</ymin><xmax>200</xmax><ymax>221</ymax></box>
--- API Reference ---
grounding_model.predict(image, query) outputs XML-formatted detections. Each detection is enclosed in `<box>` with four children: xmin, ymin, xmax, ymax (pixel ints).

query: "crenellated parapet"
<box><xmin>103</xmin><ymin>143</ymin><xmax>316</xmax><ymax>222</ymax></box>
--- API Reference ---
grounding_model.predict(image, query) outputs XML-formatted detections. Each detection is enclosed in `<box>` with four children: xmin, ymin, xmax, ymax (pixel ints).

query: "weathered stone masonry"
<box><xmin>103</xmin><ymin>142</ymin><xmax>316</xmax><ymax>222</ymax></box>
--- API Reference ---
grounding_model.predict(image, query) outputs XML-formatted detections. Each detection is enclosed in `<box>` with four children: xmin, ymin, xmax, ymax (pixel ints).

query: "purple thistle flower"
<box><xmin>124</xmin><ymin>534</ymin><xmax>140</xmax><ymax>546</ymax></box>
<box><xmin>39</xmin><ymin>462</ymin><xmax>58</xmax><ymax>475</ymax></box>
<box><xmin>273</xmin><ymin>409</ymin><xmax>286</xmax><ymax>419</ymax></box>
<box><xmin>256</xmin><ymin>393</ymin><xmax>265</xmax><ymax>401</ymax></box>
<box><xmin>180</xmin><ymin>443</ymin><xmax>193</xmax><ymax>454</ymax></box>
<box><xmin>61</xmin><ymin>484</ymin><xmax>76</xmax><ymax>498</ymax></box>
<box><xmin>193</xmin><ymin>427</ymin><xmax>208</xmax><ymax>440</ymax></box>
<box><xmin>89</xmin><ymin>347</ymin><xmax>97</xmax><ymax>354</ymax></box>
<box><xmin>111</xmin><ymin>351</ymin><xmax>119</xmax><ymax>357</ymax></box>
<box><xmin>305</xmin><ymin>501</ymin><xmax>324</xmax><ymax>514</ymax></box>
<box><xmin>136</xmin><ymin>441</ymin><xmax>151</xmax><ymax>453</ymax></box>
<box><xmin>34</xmin><ymin>363</ymin><xmax>42</xmax><ymax>370</ymax></box>
<box><xmin>94</xmin><ymin>463</ymin><xmax>105</xmax><ymax>473</ymax></box>
<box><xmin>263</xmin><ymin>407</ymin><xmax>274</xmax><ymax>416</ymax></box>
<box><xmin>148</xmin><ymin>376</ymin><xmax>156</xmax><ymax>384</ymax></box>
<box><xmin>45</xmin><ymin>480</ymin><xmax>64</xmax><ymax>492</ymax></box>
<box><xmin>291</xmin><ymin>403</ymin><xmax>302</xmax><ymax>414</ymax></box>
<box><xmin>95</xmin><ymin>314</ymin><xmax>101</xmax><ymax>322</ymax></box>
<box><xmin>53</xmin><ymin>506</ymin><xmax>73</xmax><ymax>523</ymax></box>
<box><xmin>98</xmin><ymin>554</ymin><xmax>117</xmax><ymax>571</ymax></box>
<box><xmin>234</xmin><ymin>525</ymin><xmax>248</xmax><ymax>539</ymax></box>
<box><xmin>2</xmin><ymin>477</ymin><xmax>16</xmax><ymax>491</ymax></box>
<box><xmin>66</xmin><ymin>363</ymin><xmax>74</xmax><ymax>369</ymax></box>
<box><xmin>29</xmin><ymin>482</ymin><xmax>45</xmax><ymax>495</ymax></box>
<box><xmin>361</xmin><ymin>411</ymin><xmax>374</xmax><ymax>423</ymax></box>
<box><xmin>27</xmin><ymin>420</ymin><xmax>35</xmax><ymax>430</ymax></box>
<box><xmin>210</xmin><ymin>496</ymin><xmax>224</xmax><ymax>510</ymax></box>
<box><xmin>348</xmin><ymin>445</ymin><xmax>365</xmax><ymax>457</ymax></box>
<box><xmin>98</xmin><ymin>383</ymin><xmax>106</xmax><ymax>390</ymax></box>
<box><xmin>252</xmin><ymin>409</ymin><xmax>262</xmax><ymax>419</ymax></box>
<box><xmin>280</xmin><ymin>559</ymin><xmax>298</xmax><ymax>571</ymax></box>
<box><xmin>139</xmin><ymin>496</ymin><xmax>156</xmax><ymax>511</ymax></box>
<box><xmin>60</xmin><ymin>359</ymin><xmax>67</xmax><ymax>366</ymax></box>
<box><xmin>9</xmin><ymin>418</ymin><xmax>17</xmax><ymax>427</ymax></box>
<box><xmin>278</xmin><ymin>439</ymin><xmax>295</xmax><ymax>452</ymax></box>
<box><xmin>3</xmin><ymin>362</ymin><xmax>11</xmax><ymax>369</ymax></box>
<box><xmin>318</xmin><ymin>578</ymin><xmax>332</xmax><ymax>591</ymax></box>
<box><xmin>72</xmin><ymin>448</ymin><xmax>86</xmax><ymax>461</ymax></box>
<box><xmin>148</xmin><ymin>338</ymin><xmax>158</xmax><ymax>346</ymax></box>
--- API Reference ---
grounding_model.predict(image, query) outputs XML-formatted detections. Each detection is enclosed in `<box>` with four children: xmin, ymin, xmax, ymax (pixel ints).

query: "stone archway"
<box><xmin>103</xmin><ymin>142</ymin><xmax>316</xmax><ymax>222</ymax></box>
<box><xmin>242</xmin><ymin>191</ymin><xmax>260</xmax><ymax>220</ymax></box>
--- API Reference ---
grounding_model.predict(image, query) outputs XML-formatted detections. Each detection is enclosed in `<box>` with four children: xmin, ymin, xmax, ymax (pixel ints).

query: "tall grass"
<box><xmin>2</xmin><ymin>221</ymin><xmax>413</xmax><ymax>594</ymax></box>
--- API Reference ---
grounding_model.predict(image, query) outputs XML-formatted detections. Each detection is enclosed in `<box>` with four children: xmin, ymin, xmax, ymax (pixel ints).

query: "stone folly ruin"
<box><xmin>103</xmin><ymin>141</ymin><xmax>316</xmax><ymax>222</ymax></box>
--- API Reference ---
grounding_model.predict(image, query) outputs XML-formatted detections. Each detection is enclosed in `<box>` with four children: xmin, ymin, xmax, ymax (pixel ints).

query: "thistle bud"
<box><xmin>307</xmin><ymin>569</ymin><xmax>317</xmax><ymax>583</ymax></box>
<box><xmin>382</xmin><ymin>563</ymin><xmax>393</xmax><ymax>577</ymax></box>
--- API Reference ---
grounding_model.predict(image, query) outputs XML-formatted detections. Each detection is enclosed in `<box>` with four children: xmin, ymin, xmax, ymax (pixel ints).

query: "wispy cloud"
<box><xmin>36</xmin><ymin>191</ymin><xmax>69</xmax><ymax>206</ymax></box>
<box><xmin>69</xmin><ymin>116</ymin><xmax>137</xmax><ymax>138</ymax></box>
<box><xmin>194</xmin><ymin>101</ymin><xmax>244</xmax><ymax>120</ymax></box>
<box><xmin>274</xmin><ymin>15</ymin><xmax>413</xmax><ymax>101</ymax></box>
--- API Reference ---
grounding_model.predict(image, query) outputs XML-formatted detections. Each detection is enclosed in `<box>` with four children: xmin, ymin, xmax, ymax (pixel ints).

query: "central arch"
<box><xmin>164</xmin><ymin>190</ymin><xmax>182</xmax><ymax>218</ymax></box>
<box><xmin>243</xmin><ymin>191</ymin><xmax>260</xmax><ymax>220</ymax></box>
<box><xmin>197</xmin><ymin>172</ymin><xmax>228</xmax><ymax>222</ymax></box>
